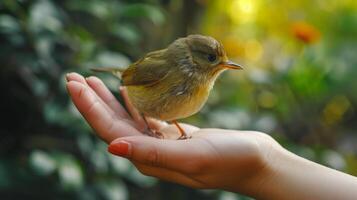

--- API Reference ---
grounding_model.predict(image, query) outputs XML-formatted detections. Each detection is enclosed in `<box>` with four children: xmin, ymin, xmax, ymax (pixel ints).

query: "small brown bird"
<box><xmin>92</xmin><ymin>34</ymin><xmax>242</xmax><ymax>139</ymax></box>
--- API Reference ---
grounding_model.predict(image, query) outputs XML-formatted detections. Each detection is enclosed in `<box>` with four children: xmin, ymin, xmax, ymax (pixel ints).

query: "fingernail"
<box><xmin>108</xmin><ymin>141</ymin><xmax>131</xmax><ymax>157</ymax></box>
<box><xmin>66</xmin><ymin>72</ymin><xmax>77</xmax><ymax>81</ymax></box>
<box><xmin>65</xmin><ymin>73</ymin><xmax>70</xmax><ymax>81</ymax></box>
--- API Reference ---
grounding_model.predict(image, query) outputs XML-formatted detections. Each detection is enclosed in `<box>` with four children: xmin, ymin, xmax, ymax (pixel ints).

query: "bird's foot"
<box><xmin>177</xmin><ymin>134</ymin><xmax>192</xmax><ymax>140</ymax></box>
<box><xmin>144</xmin><ymin>128</ymin><xmax>164</xmax><ymax>139</ymax></box>
<box><xmin>171</xmin><ymin>120</ymin><xmax>191</xmax><ymax>140</ymax></box>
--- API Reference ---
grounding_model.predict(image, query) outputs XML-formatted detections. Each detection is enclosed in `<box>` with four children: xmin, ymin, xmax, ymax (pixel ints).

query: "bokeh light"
<box><xmin>228</xmin><ymin>0</ymin><xmax>258</xmax><ymax>23</ymax></box>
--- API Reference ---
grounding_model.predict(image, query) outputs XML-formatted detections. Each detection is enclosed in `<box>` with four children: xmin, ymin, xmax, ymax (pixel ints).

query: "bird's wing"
<box><xmin>122</xmin><ymin>49</ymin><xmax>170</xmax><ymax>86</ymax></box>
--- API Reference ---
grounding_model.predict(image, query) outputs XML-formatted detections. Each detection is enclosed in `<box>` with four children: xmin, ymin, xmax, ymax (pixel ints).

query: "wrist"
<box><xmin>253</xmin><ymin>142</ymin><xmax>290</xmax><ymax>199</ymax></box>
<box><xmin>238</xmin><ymin>133</ymin><xmax>357</xmax><ymax>200</ymax></box>
<box><xmin>251</xmin><ymin>137</ymin><xmax>324</xmax><ymax>200</ymax></box>
<box><xmin>233</xmin><ymin>133</ymin><xmax>286</xmax><ymax>198</ymax></box>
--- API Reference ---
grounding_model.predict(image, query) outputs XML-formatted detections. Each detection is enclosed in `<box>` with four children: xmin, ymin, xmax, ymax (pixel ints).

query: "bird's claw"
<box><xmin>177</xmin><ymin>134</ymin><xmax>192</xmax><ymax>140</ymax></box>
<box><xmin>144</xmin><ymin>128</ymin><xmax>164</xmax><ymax>139</ymax></box>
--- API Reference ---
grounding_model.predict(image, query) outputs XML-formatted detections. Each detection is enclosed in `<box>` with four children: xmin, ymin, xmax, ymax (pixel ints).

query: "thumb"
<box><xmin>108</xmin><ymin>136</ymin><xmax>203</xmax><ymax>173</ymax></box>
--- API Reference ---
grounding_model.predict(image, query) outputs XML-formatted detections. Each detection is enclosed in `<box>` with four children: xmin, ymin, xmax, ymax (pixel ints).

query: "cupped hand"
<box><xmin>66</xmin><ymin>72</ymin><xmax>279</xmax><ymax>194</ymax></box>
<box><xmin>66</xmin><ymin>72</ymin><xmax>198</xmax><ymax>142</ymax></box>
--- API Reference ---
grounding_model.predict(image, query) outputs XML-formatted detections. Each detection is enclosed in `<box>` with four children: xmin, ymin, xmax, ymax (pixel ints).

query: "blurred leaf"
<box><xmin>29</xmin><ymin>0</ymin><xmax>63</xmax><ymax>33</ymax></box>
<box><xmin>109</xmin><ymin>154</ymin><xmax>157</xmax><ymax>187</ymax></box>
<box><xmin>66</xmin><ymin>0</ymin><xmax>120</xmax><ymax>19</ymax></box>
<box><xmin>32</xmin><ymin>77</ymin><xmax>49</xmax><ymax>97</ymax></box>
<box><xmin>29</xmin><ymin>150</ymin><xmax>56</xmax><ymax>176</ymax></box>
<box><xmin>322</xmin><ymin>150</ymin><xmax>346</xmax><ymax>171</ymax></box>
<box><xmin>0</xmin><ymin>15</ymin><xmax>20</xmax><ymax>34</ymax></box>
<box><xmin>111</xmin><ymin>23</ymin><xmax>141</xmax><ymax>45</ymax></box>
<box><xmin>219</xmin><ymin>191</ymin><xmax>238</xmax><ymax>200</ymax></box>
<box><xmin>44</xmin><ymin>100</ymin><xmax>63</xmax><ymax>124</ymax></box>
<box><xmin>35</xmin><ymin>37</ymin><xmax>54</xmax><ymax>59</ymax></box>
<box><xmin>96</xmin><ymin>179</ymin><xmax>128</xmax><ymax>200</ymax></box>
<box><xmin>95</xmin><ymin>51</ymin><xmax>131</xmax><ymax>67</ymax></box>
<box><xmin>253</xmin><ymin>114</ymin><xmax>277</xmax><ymax>133</ymax></box>
<box><xmin>90</xmin><ymin>141</ymin><xmax>109</xmax><ymax>173</ymax></box>
<box><xmin>0</xmin><ymin>14</ymin><xmax>24</xmax><ymax>45</ymax></box>
<box><xmin>219</xmin><ymin>191</ymin><xmax>254</xmax><ymax>200</ymax></box>
<box><xmin>56</xmin><ymin>153</ymin><xmax>84</xmax><ymax>190</ymax></box>
<box><xmin>121</xmin><ymin>3</ymin><xmax>165</xmax><ymax>26</ymax></box>
<box><xmin>77</xmin><ymin>133</ymin><xmax>94</xmax><ymax>155</ymax></box>
<box><xmin>208</xmin><ymin>109</ymin><xmax>251</xmax><ymax>129</ymax></box>
<box><xmin>108</xmin><ymin>155</ymin><xmax>131</xmax><ymax>175</ymax></box>
<box><xmin>129</xmin><ymin>169</ymin><xmax>157</xmax><ymax>187</ymax></box>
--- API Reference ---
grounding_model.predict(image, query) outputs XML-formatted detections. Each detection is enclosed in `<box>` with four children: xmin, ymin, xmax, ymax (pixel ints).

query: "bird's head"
<box><xmin>184</xmin><ymin>35</ymin><xmax>242</xmax><ymax>77</ymax></box>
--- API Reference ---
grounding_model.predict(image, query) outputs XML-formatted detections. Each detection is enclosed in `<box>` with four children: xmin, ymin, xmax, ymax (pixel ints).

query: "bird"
<box><xmin>92</xmin><ymin>34</ymin><xmax>243</xmax><ymax>139</ymax></box>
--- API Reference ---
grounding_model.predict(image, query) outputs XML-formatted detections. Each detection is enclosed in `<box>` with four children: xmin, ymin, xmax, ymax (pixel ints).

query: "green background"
<box><xmin>1</xmin><ymin>0</ymin><xmax>356</xmax><ymax>199</ymax></box>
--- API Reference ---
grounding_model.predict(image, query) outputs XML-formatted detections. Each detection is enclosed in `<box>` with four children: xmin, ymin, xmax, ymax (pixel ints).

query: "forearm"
<box><xmin>257</xmin><ymin>146</ymin><xmax>357</xmax><ymax>200</ymax></box>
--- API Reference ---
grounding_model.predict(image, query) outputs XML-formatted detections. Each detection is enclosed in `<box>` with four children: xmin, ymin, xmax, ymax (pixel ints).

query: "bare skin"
<box><xmin>66</xmin><ymin>72</ymin><xmax>357</xmax><ymax>199</ymax></box>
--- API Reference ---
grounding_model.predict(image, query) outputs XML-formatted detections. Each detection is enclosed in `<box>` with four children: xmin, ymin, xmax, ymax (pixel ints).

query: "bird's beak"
<box><xmin>219</xmin><ymin>60</ymin><xmax>243</xmax><ymax>70</ymax></box>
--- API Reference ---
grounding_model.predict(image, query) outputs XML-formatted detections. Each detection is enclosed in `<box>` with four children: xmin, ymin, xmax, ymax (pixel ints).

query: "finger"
<box><xmin>67</xmin><ymin>81</ymin><xmax>114</xmax><ymax>135</ymax></box>
<box><xmin>66</xmin><ymin>72</ymin><xmax>115</xmax><ymax>117</ymax></box>
<box><xmin>161</xmin><ymin>123</ymin><xmax>199</xmax><ymax>136</ymax></box>
<box><xmin>66</xmin><ymin>72</ymin><xmax>89</xmax><ymax>85</ymax></box>
<box><xmin>108</xmin><ymin>136</ymin><xmax>207</xmax><ymax>174</ymax></box>
<box><xmin>119</xmin><ymin>87</ymin><xmax>146</xmax><ymax>130</ymax></box>
<box><xmin>67</xmin><ymin>81</ymin><xmax>141</xmax><ymax>142</ymax></box>
<box><xmin>86</xmin><ymin>76</ymin><xmax>129</xmax><ymax>119</ymax></box>
<box><xmin>133</xmin><ymin>161</ymin><xmax>204</xmax><ymax>189</ymax></box>
<box><xmin>146</xmin><ymin>117</ymin><xmax>168</xmax><ymax>131</ymax></box>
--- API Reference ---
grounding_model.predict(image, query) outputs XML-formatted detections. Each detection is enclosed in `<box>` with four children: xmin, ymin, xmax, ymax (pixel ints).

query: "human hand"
<box><xmin>66</xmin><ymin>72</ymin><xmax>279</xmax><ymax>196</ymax></box>
<box><xmin>108</xmin><ymin>129</ymin><xmax>279</xmax><ymax>196</ymax></box>
<box><xmin>66</xmin><ymin>72</ymin><xmax>198</xmax><ymax>143</ymax></box>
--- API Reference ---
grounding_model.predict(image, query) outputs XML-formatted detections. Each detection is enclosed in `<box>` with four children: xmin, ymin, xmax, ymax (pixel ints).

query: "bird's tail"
<box><xmin>91</xmin><ymin>67</ymin><xmax>124</xmax><ymax>79</ymax></box>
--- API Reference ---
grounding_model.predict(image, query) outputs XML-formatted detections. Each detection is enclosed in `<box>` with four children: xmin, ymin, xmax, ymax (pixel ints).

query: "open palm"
<box><xmin>66</xmin><ymin>72</ymin><xmax>274</xmax><ymax>192</ymax></box>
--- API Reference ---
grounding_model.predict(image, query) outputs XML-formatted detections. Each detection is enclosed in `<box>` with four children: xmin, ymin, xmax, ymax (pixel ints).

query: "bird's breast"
<box><xmin>126</xmin><ymin>76</ymin><xmax>212</xmax><ymax>121</ymax></box>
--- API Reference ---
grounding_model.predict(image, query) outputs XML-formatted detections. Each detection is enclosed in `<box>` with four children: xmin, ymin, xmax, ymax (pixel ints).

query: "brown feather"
<box><xmin>121</xmin><ymin>49</ymin><xmax>170</xmax><ymax>86</ymax></box>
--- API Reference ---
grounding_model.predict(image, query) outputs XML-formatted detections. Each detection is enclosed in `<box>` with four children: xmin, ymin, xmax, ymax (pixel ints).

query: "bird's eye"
<box><xmin>207</xmin><ymin>54</ymin><xmax>217</xmax><ymax>62</ymax></box>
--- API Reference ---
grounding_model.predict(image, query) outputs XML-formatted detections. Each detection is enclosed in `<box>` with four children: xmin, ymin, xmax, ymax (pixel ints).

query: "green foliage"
<box><xmin>1</xmin><ymin>0</ymin><xmax>357</xmax><ymax>199</ymax></box>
